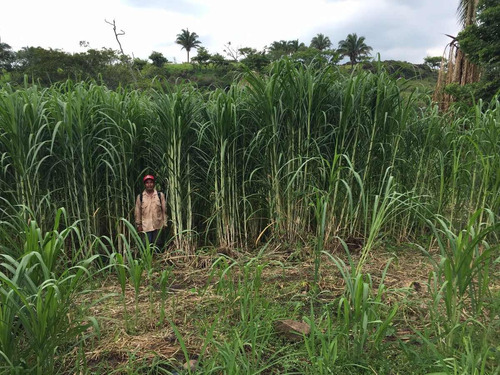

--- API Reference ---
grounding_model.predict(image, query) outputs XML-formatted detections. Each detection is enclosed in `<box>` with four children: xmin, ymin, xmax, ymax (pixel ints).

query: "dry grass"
<box><xmin>77</xmin><ymin>243</ymin><xmax>437</xmax><ymax>372</ymax></box>
<box><xmin>77</xmin><ymin>244</ymin><xmax>438</xmax><ymax>374</ymax></box>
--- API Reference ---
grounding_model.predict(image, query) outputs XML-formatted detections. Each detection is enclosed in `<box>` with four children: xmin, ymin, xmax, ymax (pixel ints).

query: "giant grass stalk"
<box><xmin>243</xmin><ymin>61</ymin><xmax>336</xmax><ymax>242</ymax></box>
<box><xmin>151</xmin><ymin>86</ymin><xmax>201</xmax><ymax>253</ymax></box>
<box><xmin>323</xmin><ymin>243</ymin><xmax>398</xmax><ymax>357</ymax></box>
<box><xmin>198</xmin><ymin>87</ymin><xmax>246</xmax><ymax>248</ymax></box>
<box><xmin>424</xmin><ymin>209</ymin><xmax>498</xmax><ymax>327</ymax></box>
<box><xmin>0</xmin><ymin>84</ymin><xmax>51</xmax><ymax>225</ymax></box>
<box><xmin>0</xmin><ymin>215</ymin><xmax>99</xmax><ymax>374</ymax></box>
<box><xmin>0</xmin><ymin>66</ymin><xmax>498</xmax><ymax>260</ymax></box>
<box><xmin>357</xmin><ymin>171</ymin><xmax>416</xmax><ymax>273</ymax></box>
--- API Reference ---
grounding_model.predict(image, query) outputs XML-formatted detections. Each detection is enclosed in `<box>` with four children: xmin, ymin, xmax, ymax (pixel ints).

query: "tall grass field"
<box><xmin>0</xmin><ymin>60</ymin><xmax>499</xmax><ymax>374</ymax></box>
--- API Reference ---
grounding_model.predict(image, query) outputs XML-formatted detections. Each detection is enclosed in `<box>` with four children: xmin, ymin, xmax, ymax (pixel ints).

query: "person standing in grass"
<box><xmin>135</xmin><ymin>174</ymin><xmax>167</xmax><ymax>247</ymax></box>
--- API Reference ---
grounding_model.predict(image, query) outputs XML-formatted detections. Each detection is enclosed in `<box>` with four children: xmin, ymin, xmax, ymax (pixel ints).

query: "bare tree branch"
<box><xmin>105</xmin><ymin>19</ymin><xmax>126</xmax><ymax>56</ymax></box>
<box><xmin>105</xmin><ymin>19</ymin><xmax>137</xmax><ymax>85</ymax></box>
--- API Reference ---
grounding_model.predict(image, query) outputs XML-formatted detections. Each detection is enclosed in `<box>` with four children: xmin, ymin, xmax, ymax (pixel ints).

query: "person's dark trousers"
<box><xmin>145</xmin><ymin>230</ymin><xmax>158</xmax><ymax>245</ymax></box>
<box><xmin>145</xmin><ymin>229</ymin><xmax>164</xmax><ymax>251</ymax></box>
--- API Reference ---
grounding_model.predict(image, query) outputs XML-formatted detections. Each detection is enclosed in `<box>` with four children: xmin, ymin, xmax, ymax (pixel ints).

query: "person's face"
<box><xmin>144</xmin><ymin>179</ymin><xmax>155</xmax><ymax>192</ymax></box>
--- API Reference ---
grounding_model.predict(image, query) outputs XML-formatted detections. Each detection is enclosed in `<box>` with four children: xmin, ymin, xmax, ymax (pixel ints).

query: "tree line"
<box><xmin>0</xmin><ymin>31</ymin><xmax>375</xmax><ymax>88</ymax></box>
<box><xmin>175</xmin><ymin>29</ymin><xmax>373</xmax><ymax>68</ymax></box>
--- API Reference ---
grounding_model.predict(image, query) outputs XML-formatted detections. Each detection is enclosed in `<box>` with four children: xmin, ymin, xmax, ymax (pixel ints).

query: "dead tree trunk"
<box><xmin>105</xmin><ymin>19</ymin><xmax>137</xmax><ymax>86</ymax></box>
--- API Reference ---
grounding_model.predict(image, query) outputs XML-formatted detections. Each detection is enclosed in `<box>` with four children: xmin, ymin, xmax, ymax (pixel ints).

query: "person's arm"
<box><xmin>161</xmin><ymin>192</ymin><xmax>167</xmax><ymax>227</ymax></box>
<box><xmin>135</xmin><ymin>194</ymin><xmax>143</xmax><ymax>232</ymax></box>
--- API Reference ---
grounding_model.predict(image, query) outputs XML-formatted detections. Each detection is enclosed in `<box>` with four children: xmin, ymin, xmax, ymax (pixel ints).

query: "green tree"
<box><xmin>210</xmin><ymin>53</ymin><xmax>228</xmax><ymax>69</ymax></box>
<box><xmin>77</xmin><ymin>48</ymin><xmax>119</xmax><ymax>72</ymax></box>
<box><xmin>338</xmin><ymin>33</ymin><xmax>373</xmax><ymax>68</ymax></box>
<box><xmin>310</xmin><ymin>33</ymin><xmax>332</xmax><ymax>51</ymax></box>
<box><xmin>0</xmin><ymin>42</ymin><xmax>15</xmax><ymax>71</ymax></box>
<box><xmin>11</xmin><ymin>46</ymin><xmax>133</xmax><ymax>88</ymax></box>
<box><xmin>133</xmin><ymin>57</ymin><xmax>148</xmax><ymax>71</ymax></box>
<box><xmin>424</xmin><ymin>56</ymin><xmax>444</xmax><ymax>70</ymax></box>
<box><xmin>175</xmin><ymin>28</ymin><xmax>201</xmax><ymax>63</ymax></box>
<box><xmin>269</xmin><ymin>40</ymin><xmax>288</xmax><ymax>53</ymax></box>
<box><xmin>149</xmin><ymin>51</ymin><xmax>168</xmax><ymax>67</ymax></box>
<box><xmin>241</xmin><ymin>51</ymin><xmax>270</xmax><ymax>71</ymax></box>
<box><xmin>457</xmin><ymin>0</ymin><xmax>500</xmax><ymax>101</ymax></box>
<box><xmin>458</xmin><ymin>0</ymin><xmax>499</xmax><ymax>67</ymax></box>
<box><xmin>268</xmin><ymin>40</ymin><xmax>289</xmax><ymax>60</ymax></box>
<box><xmin>15</xmin><ymin>47</ymin><xmax>76</xmax><ymax>83</ymax></box>
<box><xmin>269</xmin><ymin>39</ymin><xmax>306</xmax><ymax>60</ymax></box>
<box><xmin>287</xmin><ymin>39</ymin><xmax>305</xmax><ymax>54</ymax></box>
<box><xmin>268</xmin><ymin>40</ymin><xmax>306</xmax><ymax>60</ymax></box>
<box><xmin>191</xmin><ymin>46</ymin><xmax>211</xmax><ymax>67</ymax></box>
<box><xmin>238</xmin><ymin>47</ymin><xmax>257</xmax><ymax>58</ymax></box>
<box><xmin>433</xmin><ymin>0</ymin><xmax>482</xmax><ymax>109</ymax></box>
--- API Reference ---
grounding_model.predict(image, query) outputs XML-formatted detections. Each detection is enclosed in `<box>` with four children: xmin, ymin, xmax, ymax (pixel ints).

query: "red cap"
<box><xmin>143</xmin><ymin>174</ymin><xmax>155</xmax><ymax>183</ymax></box>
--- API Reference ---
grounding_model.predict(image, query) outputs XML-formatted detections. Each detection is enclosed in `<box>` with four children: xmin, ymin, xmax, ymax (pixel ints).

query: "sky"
<box><xmin>0</xmin><ymin>0</ymin><xmax>462</xmax><ymax>64</ymax></box>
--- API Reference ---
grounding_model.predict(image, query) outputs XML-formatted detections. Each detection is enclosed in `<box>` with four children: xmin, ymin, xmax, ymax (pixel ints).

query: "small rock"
<box><xmin>411</xmin><ymin>281</ymin><xmax>422</xmax><ymax>292</ymax></box>
<box><xmin>274</xmin><ymin>319</ymin><xmax>310</xmax><ymax>341</ymax></box>
<box><xmin>183</xmin><ymin>359</ymin><xmax>198</xmax><ymax>371</ymax></box>
<box><xmin>164</xmin><ymin>333</ymin><xmax>176</xmax><ymax>343</ymax></box>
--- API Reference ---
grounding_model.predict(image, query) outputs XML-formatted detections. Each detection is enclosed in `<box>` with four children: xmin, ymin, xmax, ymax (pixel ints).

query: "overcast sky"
<box><xmin>1</xmin><ymin>0</ymin><xmax>462</xmax><ymax>64</ymax></box>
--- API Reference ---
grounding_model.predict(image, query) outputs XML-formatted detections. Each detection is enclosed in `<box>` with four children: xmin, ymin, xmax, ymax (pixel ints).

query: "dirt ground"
<box><xmin>78</xmin><ymin>243</ymin><xmax>442</xmax><ymax>372</ymax></box>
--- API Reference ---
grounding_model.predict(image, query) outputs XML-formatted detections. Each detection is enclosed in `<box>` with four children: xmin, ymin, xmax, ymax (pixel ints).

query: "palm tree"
<box><xmin>269</xmin><ymin>40</ymin><xmax>289</xmax><ymax>54</ymax></box>
<box><xmin>287</xmin><ymin>40</ymin><xmax>304</xmax><ymax>54</ymax></box>
<box><xmin>337</xmin><ymin>33</ymin><xmax>372</xmax><ymax>68</ymax></box>
<box><xmin>310</xmin><ymin>33</ymin><xmax>332</xmax><ymax>51</ymax></box>
<box><xmin>268</xmin><ymin>40</ymin><xmax>298</xmax><ymax>59</ymax></box>
<box><xmin>175</xmin><ymin>28</ymin><xmax>201</xmax><ymax>63</ymax></box>
<box><xmin>458</xmin><ymin>0</ymin><xmax>479</xmax><ymax>27</ymax></box>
